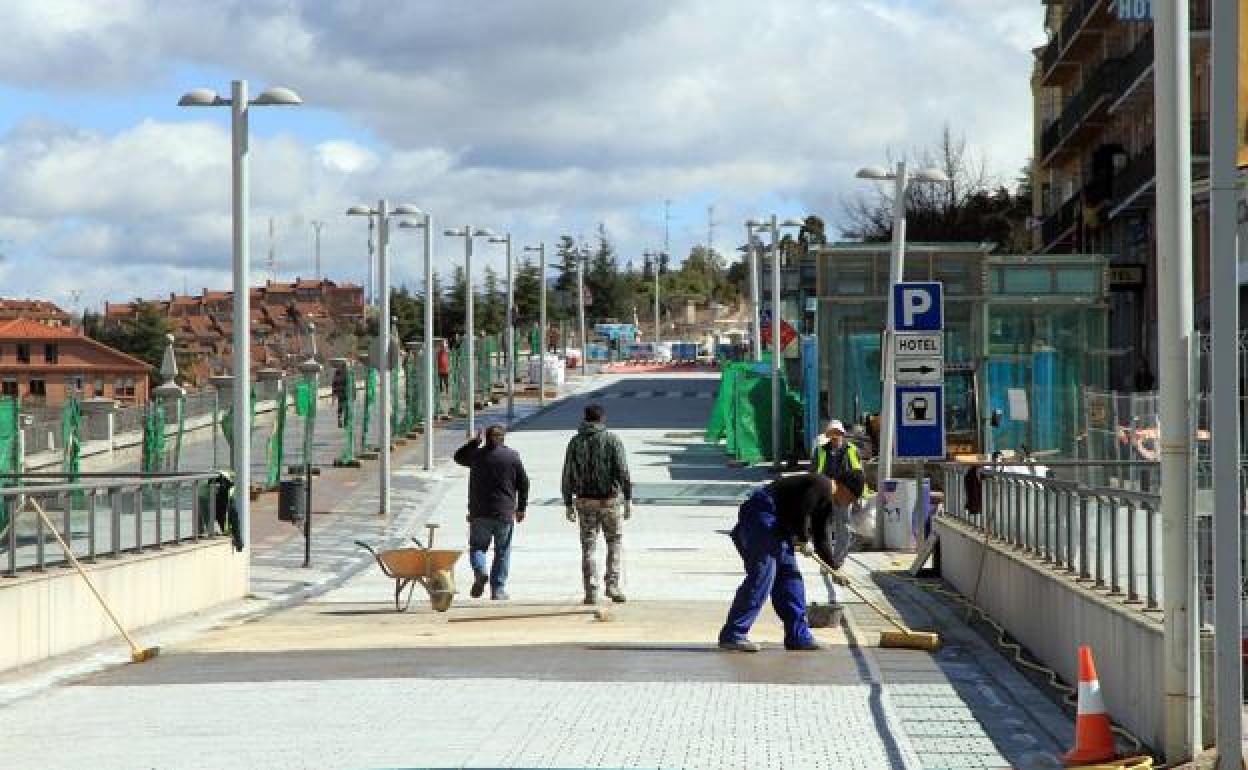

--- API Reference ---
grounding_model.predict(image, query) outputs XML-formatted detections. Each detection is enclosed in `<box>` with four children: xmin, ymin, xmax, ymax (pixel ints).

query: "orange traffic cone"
<box><xmin>1064</xmin><ymin>645</ymin><xmax>1117</xmax><ymax>766</ymax></box>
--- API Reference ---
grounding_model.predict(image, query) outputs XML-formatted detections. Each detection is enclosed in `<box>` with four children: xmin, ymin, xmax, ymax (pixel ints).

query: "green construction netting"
<box><xmin>266</xmin><ymin>380</ymin><xmax>288</xmax><ymax>488</ymax></box>
<box><xmin>61</xmin><ymin>396</ymin><xmax>81</xmax><ymax>482</ymax></box>
<box><xmin>339</xmin><ymin>365</ymin><xmax>356</xmax><ymax>465</ymax></box>
<box><xmin>0</xmin><ymin>398</ymin><xmax>17</xmax><ymax>538</ymax></box>
<box><xmin>171</xmin><ymin>395</ymin><xmax>186</xmax><ymax>471</ymax></box>
<box><xmin>451</xmin><ymin>343</ymin><xmax>468</xmax><ymax>416</ymax></box>
<box><xmin>359</xmin><ymin>368</ymin><xmax>377</xmax><ymax>452</ymax></box>
<box><xmin>391</xmin><ymin>365</ymin><xmax>401</xmax><ymax>436</ymax></box>
<box><xmin>402</xmin><ymin>356</ymin><xmax>420</xmax><ymax>433</ymax></box>
<box><xmin>220</xmin><ymin>386</ymin><xmax>258</xmax><ymax>466</ymax></box>
<box><xmin>705</xmin><ymin>361</ymin><xmax>800</xmax><ymax>464</ymax></box>
<box><xmin>142</xmin><ymin>402</ymin><xmax>166</xmax><ymax>474</ymax></box>
<box><xmin>300</xmin><ymin>375</ymin><xmax>318</xmax><ymax>467</ymax></box>
<box><xmin>529</xmin><ymin>324</ymin><xmax>541</xmax><ymax>355</ymax></box>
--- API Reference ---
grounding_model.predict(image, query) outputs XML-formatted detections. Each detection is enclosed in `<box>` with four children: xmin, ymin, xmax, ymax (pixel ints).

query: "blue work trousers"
<box><xmin>718</xmin><ymin>489</ymin><xmax>814</xmax><ymax>649</ymax></box>
<box><xmin>468</xmin><ymin>517</ymin><xmax>514</xmax><ymax>593</ymax></box>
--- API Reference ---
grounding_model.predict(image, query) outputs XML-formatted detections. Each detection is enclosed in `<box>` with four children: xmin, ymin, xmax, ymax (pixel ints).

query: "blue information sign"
<box><xmin>893</xmin><ymin>282</ymin><xmax>943</xmax><ymax>332</ymax></box>
<box><xmin>895</xmin><ymin>384</ymin><xmax>945</xmax><ymax>459</ymax></box>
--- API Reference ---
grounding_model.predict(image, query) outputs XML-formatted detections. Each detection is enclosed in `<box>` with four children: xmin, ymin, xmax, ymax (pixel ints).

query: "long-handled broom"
<box><xmin>805</xmin><ymin>550</ymin><xmax>940</xmax><ymax>651</ymax></box>
<box><xmin>26</xmin><ymin>498</ymin><xmax>160</xmax><ymax>663</ymax></box>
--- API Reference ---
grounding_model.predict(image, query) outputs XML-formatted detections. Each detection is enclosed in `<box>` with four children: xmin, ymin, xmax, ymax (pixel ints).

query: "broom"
<box><xmin>804</xmin><ymin>549</ymin><xmax>940</xmax><ymax>651</ymax></box>
<box><xmin>26</xmin><ymin>498</ymin><xmax>160</xmax><ymax>663</ymax></box>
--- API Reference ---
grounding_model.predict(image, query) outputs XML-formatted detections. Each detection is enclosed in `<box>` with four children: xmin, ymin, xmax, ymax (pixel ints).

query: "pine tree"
<box><xmin>514</xmin><ymin>257</ymin><xmax>542</xmax><ymax>324</ymax></box>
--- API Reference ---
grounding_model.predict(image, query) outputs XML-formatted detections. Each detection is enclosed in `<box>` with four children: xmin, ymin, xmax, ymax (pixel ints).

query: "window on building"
<box><xmin>94</xmin><ymin>378</ymin><xmax>104</xmax><ymax>397</ymax></box>
<box><xmin>28</xmin><ymin>379</ymin><xmax>46</xmax><ymax>398</ymax></box>
<box><xmin>70</xmin><ymin>375</ymin><xmax>84</xmax><ymax>393</ymax></box>
<box><xmin>45</xmin><ymin>344</ymin><xmax>58</xmax><ymax>364</ymax></box>
<box><xmin>16</xmin><ymin>344</ymin><xmax>29</xmax><ymax>364</ymax></box>
<box><xmin>121</xmin><ymin>378</ymin><xmax>136</xmax><ymax>398</ymax></box>
<box><xmin>1</xmin><ymin>380</ymin><xmax>15</xmax><ymax>398</ymax></box>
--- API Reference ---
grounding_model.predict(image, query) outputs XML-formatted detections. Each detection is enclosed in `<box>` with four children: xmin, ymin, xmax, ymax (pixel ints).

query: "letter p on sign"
<box><xmin>893</xmin><ymin>281</ymin><xmax>943</xmax><ymax>331</ymax></box>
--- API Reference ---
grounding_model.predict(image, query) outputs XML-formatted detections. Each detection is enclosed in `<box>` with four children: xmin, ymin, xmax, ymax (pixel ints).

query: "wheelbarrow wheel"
<box><xmin>429</xmin><ymin>569</ymin><xmax>455</xmax><ymax>612</ymax></box>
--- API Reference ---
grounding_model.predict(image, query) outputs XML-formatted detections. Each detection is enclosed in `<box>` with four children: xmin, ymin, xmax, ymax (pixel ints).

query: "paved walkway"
<box><xmin>0</xmin><ymin>373</ymin><xmax>1074</xmax><ymax>769</ymax></box>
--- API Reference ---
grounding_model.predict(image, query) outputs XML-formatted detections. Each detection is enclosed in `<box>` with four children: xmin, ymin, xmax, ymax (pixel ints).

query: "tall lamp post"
<box><xmin>746</xmin><ymin>216</ymin><xmax>803</xmax><ymax>469</ymax></box>
<box><xmin>398</xmin><ymin>213</ymin><xmax>436</xmax><ymax>471</ymax></box>
<box><xmin>854</xmin><ymin>162</ymin><xmax>949</xmax><ymax>482</ymax></box>
<box><xmin>444</xmin><ymin>226</ymin><xmax>497</xmax><ymax>437</ymax></box>
<box><xmin>346</xmin><ymin>201</ymin><xmax>423</xmax><ymax>517</ymax></box>
<box><xmin>524</xmin><ymin>243</ymin><xmax>547</xmax><ymax>407</ymax></box>
<box><xmin>745</xmin><ymin>223</ymin><xmax>764</xmax><ymax>361</ymax></box>
<box><xmin>178</xmin><ymin>80</ymin><xmax>302</xmax><ymax>550</ymax></box>
<box><xmin>488</xmin><ymin>233</ymin><xmax>515</xmax><ymax>420</ymax></box>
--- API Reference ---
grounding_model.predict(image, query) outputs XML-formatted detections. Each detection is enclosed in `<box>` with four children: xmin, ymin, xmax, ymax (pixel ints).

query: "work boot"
<box><xmin>491</xmin><ymin>588</ymin><xmax>509</xmax><ymax>601</ymax></box>
<box><xmin>470</xmin><ymin>573</ymin><xmax>488</xmax><ymax>599</ymax></box>
<box><xmin>718</xmin><ymin>639</ymin><xmax>761</xmax><ymax>653</ymax></box>
<box><xmin>605</xmin><ymin>586</ymin><xmax>627</xmax><ymax>603</ymax></box>
<box><xmin>583</xmin><ymin>590</ymin><xmax>598</xmax><ymax>605</ymax></box>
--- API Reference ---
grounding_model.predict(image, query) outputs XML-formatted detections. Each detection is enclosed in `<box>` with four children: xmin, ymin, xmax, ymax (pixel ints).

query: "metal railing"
<box><xmin>1110</xmin><ymin>143</ymin><xmax>1156</xmax><ymax>212</ymax></box>
<box><xmin>0</xmin><ymin>472</ymin><xmax>227</xmax><ymax>577</ymax></box>
<box><xmin>1041</xmin><ymin>191</ymin><xmax>1079</xmax><ymax>249</ymax></box>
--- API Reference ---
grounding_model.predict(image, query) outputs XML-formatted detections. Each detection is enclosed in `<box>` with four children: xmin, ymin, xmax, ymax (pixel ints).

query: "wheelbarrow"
<box><xmin>354</xmin><ymin>523</ymin><xmax>462</xmax><ymax>612</ymax></box>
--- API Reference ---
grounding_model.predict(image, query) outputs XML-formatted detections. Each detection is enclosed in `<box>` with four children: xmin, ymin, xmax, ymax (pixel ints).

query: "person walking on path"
<box><xmin>331</xmin><ymin>364</ymin><xmax>349</xmax><ymax>428</ymax></box>
<box><xmin>718</xmin><ymin>473</ymin><xmax>840</xmax><ymax>652</ymax></box>
<box><xmin>561</xmin><ymin>403</ymin><xmax>632</xmax><ymax>605</ymax></box>
<box><xmin>437</xmin><ymin>340</ymin><xmax>451</xmax><ymax>394</ymax></box>
<box><xmin>454</xmin><ymin>424</ymin><xmax>530</xmax><ymax>601</ymax></box>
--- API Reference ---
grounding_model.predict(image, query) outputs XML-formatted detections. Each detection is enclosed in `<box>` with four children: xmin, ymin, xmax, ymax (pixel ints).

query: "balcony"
<box><xmin>1040</xmin><ymin>0</ymin><xmax>1110</xmax><ymax>86</ymax></box>
<box><xmin>1040</xmin><ymin>57</ymin><xmax>1119</xmax><ymax>163</ymax></box>
<box><xmin>1110</xmin><ymin>144</ymin><xmax>1156</xmax><ymax>216</ymax></box>
<box><xmin>1110</xmin><ymin>27</ymin><xmax>1154</xmax><ymax>111</ymax></box>
<box><xmin>1040</xmin><ymin>192</ymin><xmax>1080</xmax><ymax>253</ymax></box>
<box><xmin>1191</xmin><ymin>113</ymin><xmax>1209</xmax><ymax>158</ymax></box>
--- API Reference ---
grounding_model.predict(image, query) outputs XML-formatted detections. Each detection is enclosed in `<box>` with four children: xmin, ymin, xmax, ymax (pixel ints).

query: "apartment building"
<box><xmin>0</xmin><ymin>319</ymin><xmax>149</xmax><ymax>406</ymax></box>
<box><xmin>1029</xmin><ymin>0</ymin><xmax>1248</xmax><ymax>389</ymax></box>
<box><xmin>0</xmin><ymin>299</ymin><xmax>71</xmax><ymax>327</ymax></box>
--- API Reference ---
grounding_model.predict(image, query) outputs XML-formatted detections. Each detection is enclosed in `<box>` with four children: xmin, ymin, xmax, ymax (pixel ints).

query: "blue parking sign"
<box><xmin>895</xmin><ymin>384</ymin><xmax>945</xmax><ymax>459</ymax></box>
<box><xmin>893</xmin><ymin>282</ymin><xmax>943</xmax><ymax>332</ymax></box>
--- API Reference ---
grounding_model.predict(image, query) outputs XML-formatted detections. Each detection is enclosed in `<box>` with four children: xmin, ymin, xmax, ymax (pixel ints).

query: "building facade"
<box><xmin>0</xmin><ymin>298</ymin><xmax>71</xmax><ymax>327</ymax></box>
<box><xmin>0</xmin><ymin>319</ymin><xmax>150</xmax><ymax>406</ymax></box>
<box><xmin>1029</xmin><ymin>0</ymin><xmax>1248</xmax><ymax>389</ymax></box>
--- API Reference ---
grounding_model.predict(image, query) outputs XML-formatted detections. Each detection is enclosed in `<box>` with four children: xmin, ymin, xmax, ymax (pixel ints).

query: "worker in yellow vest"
<box><xmin>812</xmin><ymin>420</ymin><xmax>862</xmax><ymax>579</ymax></box>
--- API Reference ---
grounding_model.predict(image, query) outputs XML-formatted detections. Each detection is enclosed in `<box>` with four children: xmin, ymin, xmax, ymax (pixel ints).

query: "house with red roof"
<box><xmin>0</xmin><ymin>319</ymin><xmax>150</xmax><ymax>406</ymax></box>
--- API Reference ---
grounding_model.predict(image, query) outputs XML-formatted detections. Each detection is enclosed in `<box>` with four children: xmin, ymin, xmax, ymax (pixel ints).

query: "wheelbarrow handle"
<box><xmin>353</xmin><ymin>539</ymin><xmax>379</xmax><ymax>557</ymax></box>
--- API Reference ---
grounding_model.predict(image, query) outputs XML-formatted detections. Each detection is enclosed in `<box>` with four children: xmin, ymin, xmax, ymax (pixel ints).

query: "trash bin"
<box><xmin>879</xmin><ymin>479</ymin><xmax>917</xmax><ymax>551</ymax></box>
<box><xmin>278</xmin><ymin>479</ymin><xmax>306</xmax><ymax>524</ymax></box>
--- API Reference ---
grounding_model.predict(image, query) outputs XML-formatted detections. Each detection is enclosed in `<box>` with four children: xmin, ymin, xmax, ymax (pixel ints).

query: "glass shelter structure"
<box><xmin>814</xmin><ymin>243</ymin><xmax>1109</xmax><ymax>458</ymax></box>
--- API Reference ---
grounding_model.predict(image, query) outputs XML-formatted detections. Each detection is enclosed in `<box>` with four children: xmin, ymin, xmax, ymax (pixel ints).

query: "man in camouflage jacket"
<box><xmin>561</xmin><ymin>403</ymin><xmax>633</xmax><ymax>605</ymax></box>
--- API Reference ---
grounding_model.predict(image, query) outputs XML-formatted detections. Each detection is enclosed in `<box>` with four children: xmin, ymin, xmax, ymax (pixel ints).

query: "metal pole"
<box><xmin>1210</xmin><ymin>0</ymin><xmax>1242</xmax><ymax>763</ymax></box>
<box><xmin>1155</xmin><ymin>4</ymin><xmax>1199</xmax><ymax>761</ymax></box>
<box><xmin>465</xmin><ymin>228</ymin><xmax>475</xmax><ymax>437</ymax></box>
<box><xmin>655</xmin><ymin>250</ymin><xmax>661</xmax><ymax>347</ymax></box>
<box><xmin>312</xmin><ymin>220</ymin><xmax>324</xmax><ymax>280</ymax></box>
<box><xmin>377</xmin><ymin>199</ymin><xmax>391</xmax><ymax>517</ymax></box>
<box><xmin>211</xmin><ymin>388</ymin><xmax>219</xmax><ymax>469</ymax></box>
<box><xmin>577</xmin><ymin>254</ymin><xmax>587</xmax><ymax>377</ymax></box>
<box><xmin>230</xmin><ymin>79</ymin><xmax>251</xmax><ymax>550</ymax></box>
<box><xmin>423</xmin><ymin>214</ymin><xmax>435</xmax><ymax>471</ymax></box>
<box><xmin>770</xmin><ymin>214</ymin><xmax>781</xmax><ymax>468</ymax></box>
<box><xmin>748</xmin><ymin>225</ymin><xmax>761</xmax><ymax>361</ymax></box>
<box><xmin>878</xmin><ymin>160</ymin><xmax>909</xmax><ymax>483</ymax></box>
<box><xmin>538</xmin><ymin>244</ymin><xmax>547</xmax><ymax>408</ymax></box>
<box><xmin>505</xmin><ymin>235</ymin><xmax>514</xmax><ymax>420</ymax></box>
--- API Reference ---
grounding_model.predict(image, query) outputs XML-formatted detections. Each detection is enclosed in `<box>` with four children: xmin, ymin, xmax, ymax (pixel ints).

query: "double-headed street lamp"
<box><xmin>855</xmin><ymin>162</ymin><xmax>949</xmax><ymax>482</ymax></box>
<box><xmin>488</xmin><ymin>233</ymin><xmax>515</xmax><ymax>420</ymax></box>
<box><xmin>743</xmin><ymin>223</ymin><xmax>765</xmax><ymax>361</ymax></box>
<box><xmin>397</xmin><ymin>214</ymin><xmax>436</xmax><ymax>471</ymax></box>
<box><xmin>524</xmin><ymin>242</ymin><xmax>547</xmax><ymax>407</ymax></box>
<box><xmin>746</xmin><ymin>216</ymin><xmax>803</xmax><ymax>470</ymax></box>
<box><xmin>346</xmin><ymin>201</ymin><xmax>423</xmax><ymax>517</ymax></box>
<box><xmin>444</xmin><ymin>226</ymin><xmax>497</xmax><ymax>437</ymax></box>
<box><xmin>178</xmin><ymin>80</ymin><xmax>302</xmax><ymax>549</ymax></box>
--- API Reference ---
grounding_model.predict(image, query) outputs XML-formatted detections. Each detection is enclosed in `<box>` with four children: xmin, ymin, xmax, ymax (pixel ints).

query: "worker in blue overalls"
<box><xmin>718</xmin><ymin>473</ymin><xmax>840</xmax><ymax>652</ymax></box>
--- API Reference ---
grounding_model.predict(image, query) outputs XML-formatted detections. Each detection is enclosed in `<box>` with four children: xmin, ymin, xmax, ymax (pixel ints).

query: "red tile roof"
<box><xmin>0</xmin><ymin>318</ymin><xmax>78</xmax><ymax>339</ymax></box>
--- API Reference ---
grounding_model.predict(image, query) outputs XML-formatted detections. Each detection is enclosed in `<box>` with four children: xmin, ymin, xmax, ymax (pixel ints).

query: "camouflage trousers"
<box><xmin>576</xmin><ymin>498</ymin><xmax>623</xmax><ymax>593</ymax></box>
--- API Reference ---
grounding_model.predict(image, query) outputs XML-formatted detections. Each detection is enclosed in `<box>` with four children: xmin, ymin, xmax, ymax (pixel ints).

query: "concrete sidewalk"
<box><xmin>0</xmin><ymin>373</ymin><xmax>1075</xmax><ymax>769</ymax></box>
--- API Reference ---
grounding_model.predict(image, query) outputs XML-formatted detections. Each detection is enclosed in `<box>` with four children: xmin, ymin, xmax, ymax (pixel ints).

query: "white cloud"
<box><xmin>0</xmin><ymin>0</ymin><xmax>1045</xmax><ymax>308</ymax></box>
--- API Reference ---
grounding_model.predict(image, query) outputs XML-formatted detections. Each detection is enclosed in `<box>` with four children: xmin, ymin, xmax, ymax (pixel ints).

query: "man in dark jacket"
<box><xmin>454</xmin><ymin>425</ymin><xmax>530</xmax><ymax>600</ymax></box>
<box><xmin>331</xmin><ymin>365</ymin><xmax>348</xmax><ymax>428</ymax></box>
<box><xmin>718</xmin><ymin>473</ymin><xmax>839</xmax><ymax>652</ymax></box>
<box><xmin>561</xmin><ymin>403</ymin><xmax>632</xmax><ymax>605</ymax></box>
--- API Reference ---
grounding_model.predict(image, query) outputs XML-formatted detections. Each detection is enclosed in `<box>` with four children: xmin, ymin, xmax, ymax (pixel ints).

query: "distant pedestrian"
<box><xmin>331</xmin><ymin>365</ymin><xmax>348</xmax><ymax>428</ymax></box>
<box><xmin>812</xmin><ymin>418</ymin><xmax>862</xmax><ymax>567</ymax></box>
<box><xmin>561</xmin><ymin>403</ymin><xmax>632</xmax><ymax>605</ymax></box>
<box><xmin>438</xmin><ymin>341</ymin><xmax>451</xmax><ymax>394</ymax></box>
<box><xmin>718</xmin><ymin>473</ymin><xmax>839</xmax><ymax>652</ymax></box>
<box><xmin>454</xmin><ymin>425</ymin><xmax>530</xmax><ymax>601</ymax></box>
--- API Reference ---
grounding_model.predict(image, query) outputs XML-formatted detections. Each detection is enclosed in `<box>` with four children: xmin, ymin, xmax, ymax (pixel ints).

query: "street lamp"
<box><xmin>746</xmin><ymin>216</ymin><xmax>804</xmax><ymax>470</ymax></box>
<box><xmin>524</xmin><ymin>243</ymin><xmax>547</xmax><ymax>407</ymax></box>
<box><xmin>743</xmin><ymin>223</ymin><xmax>765</xmax><ymax>361</ymax></box>
<box><xmin>346</xmin><ymin>201</ymin><xmax>423</xmax><ymax>517</ymax></box>
<box><xmin>577</xmin><ymin>243</ymin><xmax>589</xmax><ymax>376</ymax></box>
<box><xmin>397</xmin><ymin>215</ymin><xmax>436</xmax><ymax>471</ymax></box>
<box><xmin>854</xmin><ymin>161</ymin><xmax>950</xmax><ymax>482</ymax></box>
<box><xmin>178</xmin><ymin>80</ymin><xmax>302</xmax><ymax>549</ymax></box>
<box><xmin>488</xmin><ymin>233</ymin><xmax>515</xmax><ymax>420</ymax></box>
<box><xmin>443</xmin><ymin>226</ymin><xmax>497</xmax><ymax>437</ymax></box>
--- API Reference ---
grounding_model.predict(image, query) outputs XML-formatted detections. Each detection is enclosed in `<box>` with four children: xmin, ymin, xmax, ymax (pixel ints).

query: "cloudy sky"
<box><xmin>0</xmin><ymin>0</ymin><xmax>1044</xmax><ymax>313</ymax></box>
